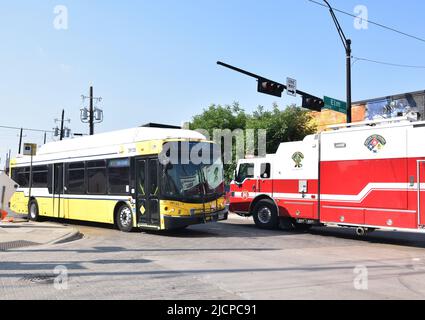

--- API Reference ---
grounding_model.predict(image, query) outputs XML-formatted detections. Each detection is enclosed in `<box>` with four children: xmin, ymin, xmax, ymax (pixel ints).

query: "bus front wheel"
<box><xmin>253</xmin><ymin>199</ymin><xmax>279</xmax><ymax>230</ymax></box>
<box><xmin>116</xmin><ymin>205</ymin><xmax>134</xmax><ymax>233</ymax></box>
<box><xmin>28</xmin><ymin>200</ymin><xmax>40</xmax><ymax>222</ymax></box>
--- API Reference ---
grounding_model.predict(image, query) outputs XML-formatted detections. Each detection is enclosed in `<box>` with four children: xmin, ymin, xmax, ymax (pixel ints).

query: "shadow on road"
<box><xmin>309</xmin><ymin>227</ymin><xmax>425</xmax><ymax>249</ymax></box>
<box><xmin>13</xmin><ymin>214</ymin><xmax>425</xmax><ymax>249</ymax></box>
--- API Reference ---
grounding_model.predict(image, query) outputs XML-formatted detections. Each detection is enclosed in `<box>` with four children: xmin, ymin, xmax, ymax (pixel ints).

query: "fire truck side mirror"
<box><xmin>234</xmin><ymin>170</ymin><xmax>242</xmax><ymax>185</ymax></box>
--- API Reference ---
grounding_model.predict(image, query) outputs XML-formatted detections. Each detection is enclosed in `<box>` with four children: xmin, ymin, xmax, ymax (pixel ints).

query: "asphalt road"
<box><xmin>2</xmin><ymin>214</ymin><xmax>425</xmax><ymax>300</ymax></box>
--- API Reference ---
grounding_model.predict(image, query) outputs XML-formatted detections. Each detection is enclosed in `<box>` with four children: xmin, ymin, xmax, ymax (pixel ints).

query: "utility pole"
<box><xmin>18</xmin><ymin>128</ymin><xmax>23</xmax><ymax>154</ymax></box>
<box><xmin>89</xmin><ymin>86</ymin><xmax>94</xmax><ymax>135</ymax></box>
<box><xmin>81</xmin><ymin>86</ymin><xmax>103</xmax><ymax>135</ymax></box>
<box><xmin>6</xmin><ymin>149</ymin><xmax>11</xmax><ymax>176</ymax></box>
<box><xmin>323</xmin><ymin>0</ymin><xmax>352</xmax><ymax>123</ymax></box>
<box><xmin>54</xmin><ymin>110</ymin><xmax>71</xmax><ymax>141</ymax></box>
<box><xmin>60</xmin><ymin>109</ymin><xmax>65</xmax><ymax>141</ymax></box>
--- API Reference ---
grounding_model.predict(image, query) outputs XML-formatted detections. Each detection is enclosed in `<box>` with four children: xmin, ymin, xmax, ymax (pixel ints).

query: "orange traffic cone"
<box><xmin>0</xmin><ymin>210</ymin><xmax>7</xmax><ymax>221</ymax></box>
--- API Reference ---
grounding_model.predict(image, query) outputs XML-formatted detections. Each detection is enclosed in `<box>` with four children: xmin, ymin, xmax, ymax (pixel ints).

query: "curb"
<box><xmin>47</xmin><ymin>229</ymin><xmax>84</xmax><ymax>245</ymax></box>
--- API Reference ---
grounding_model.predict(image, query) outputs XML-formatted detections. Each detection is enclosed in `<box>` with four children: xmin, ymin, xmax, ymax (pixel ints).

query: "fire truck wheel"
<box><xmin>253</xmin><ymin>199</ymin><xmax>279</xmax><ymax>230</ymax></box>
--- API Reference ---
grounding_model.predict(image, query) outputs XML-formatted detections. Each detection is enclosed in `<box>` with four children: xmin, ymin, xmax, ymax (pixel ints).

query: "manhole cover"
<box><xmin>0</xmin><ymin>240</ymin><xmax>39</xmax><ymax>251</ymax></box>
<box><xmin>21</xmin><ymin>274</ymin><xmax>57</xmax><ymax>285</ymax></box>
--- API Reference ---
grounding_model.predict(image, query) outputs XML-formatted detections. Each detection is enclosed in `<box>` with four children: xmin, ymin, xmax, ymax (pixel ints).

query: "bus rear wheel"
<box><xmin>253</xmin><ymin>199</ymin><xmax>279</xmax><ymax>230</ymax></box>
<box><xmin>116</xmin><ymin>205</ymin><xmax>134</xmax><ymax>233</ymax></box>
<box><xmin>28</xmin><ymin>200</ymin><xmax>40</xmax><ymax>222</ymax></box>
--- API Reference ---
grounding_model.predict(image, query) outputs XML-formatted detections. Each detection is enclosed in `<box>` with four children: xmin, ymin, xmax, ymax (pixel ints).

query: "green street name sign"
<box><xmin>323</xmin><ymin>96</ymin><xmax>347</xmax><ymax>114</ymax></box>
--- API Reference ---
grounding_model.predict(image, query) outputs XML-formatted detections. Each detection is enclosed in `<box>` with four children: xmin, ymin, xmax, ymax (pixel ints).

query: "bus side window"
<box><xmin>108</xmin><ymin>158</ymin><xmax>130</xmax><ymax>195</ymax></box>
<box><xmin>260</xmin><ymin>163</ymin><xmax>271</xmax><ymax>179</ymax></box>
<box><xmin>66</xmin><ymin>162</ymin><xmax>86</xmax><ymax>194</ymax></box>
<box><xmin>87</xmin><ymin>160</ymin><xmax>107</xmax><ymax>195</ymax></box>
<box><xmin>47</xmin><ymin>165</ymin><xmax>53</xmax><ymax>194</ymax></box>
<box><xmin>15</xmin><ymin>167</ymin><xmax>30</xmax><ymax>188</ymax></box>
<box><xmin>32</xmin><ymin>165</ymin><xmax>48</xmax><ymax>188</ymax></box>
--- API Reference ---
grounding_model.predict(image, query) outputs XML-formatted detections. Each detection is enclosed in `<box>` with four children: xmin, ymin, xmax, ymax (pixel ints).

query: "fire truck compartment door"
<box><xmin>417</xmin><ymin>161</ymin><xmax>425</xmax><ymax>228</ymax></box>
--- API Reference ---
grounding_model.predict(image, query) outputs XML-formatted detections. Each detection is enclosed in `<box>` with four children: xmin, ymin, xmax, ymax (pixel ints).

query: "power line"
<box><xmin>0</xmin><ymin>125</ymin><xmax>53</xmax><ymax>133</ymax></box>
<box><xmin>307</xmin><ymin>0</ymin><xmax>425</xmax><ymax>44</ymax></box>
<box><xmin>352</xmin><ymin>56</ymin><xmax>425</xmax><ymax>69</ymax></box>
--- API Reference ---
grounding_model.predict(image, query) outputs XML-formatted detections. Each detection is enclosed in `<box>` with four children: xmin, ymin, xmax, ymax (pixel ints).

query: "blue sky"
<box><xmin>0</xmin><ymin>0</ymin><xmax>424</xmax><ymax>164</ymax></box>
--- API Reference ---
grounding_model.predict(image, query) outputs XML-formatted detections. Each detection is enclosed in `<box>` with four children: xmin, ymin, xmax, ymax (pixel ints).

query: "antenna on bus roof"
<box><xmin>141</xmin><ymin>123</ymin><xmax>182</xmax><ymax>129</ymax></box>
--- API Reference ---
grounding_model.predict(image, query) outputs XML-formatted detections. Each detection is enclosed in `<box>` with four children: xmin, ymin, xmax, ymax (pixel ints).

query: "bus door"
<box><xmin>52</xmin><ymin>163</ymin><xmax>66</xmax><ymax>219</ymax></box>
<box><xmin>135</xmin><ymin>158</ymin><xmax>160</xmax><ymax>226</ymax></box>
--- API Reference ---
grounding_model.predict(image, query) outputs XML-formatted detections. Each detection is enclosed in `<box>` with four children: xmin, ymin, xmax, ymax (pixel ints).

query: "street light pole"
<box><xmin>323</xmin><ymin>0</ymin><xmax>352</xmax><ymax>123</ymax></box>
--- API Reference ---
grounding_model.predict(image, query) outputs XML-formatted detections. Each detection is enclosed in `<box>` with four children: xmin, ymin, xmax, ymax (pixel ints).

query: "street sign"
<box><xmin>324</xmin><ymin>96</ymin><xmax>347</xmax><ymax>114</ymax></box>
<box><xmin>23</xmin><ymin>143</ymin><xmax>37</xmax><ymax>156</ymax></box>
<box><xmin>286</xmin><ymin>77</ymin><xmax>297</xmax><ymax>97</ymax></box>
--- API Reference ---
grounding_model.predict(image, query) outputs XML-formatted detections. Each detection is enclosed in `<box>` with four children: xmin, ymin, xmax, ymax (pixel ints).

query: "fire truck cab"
<box><xmin>230</xmin><ymin>116</ymin><xmax>425</xmax><ymax>235</ymax></box>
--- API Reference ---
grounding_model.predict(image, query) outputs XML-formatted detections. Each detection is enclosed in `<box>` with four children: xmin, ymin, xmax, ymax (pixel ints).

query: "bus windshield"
<box><xmin>160</xmin><ymin>142</ymin><xmax>224</xmax><ymax>202</ymax></box>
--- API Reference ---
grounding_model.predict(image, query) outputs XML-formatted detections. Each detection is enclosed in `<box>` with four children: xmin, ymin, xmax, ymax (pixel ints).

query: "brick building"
<box><xmin>311</xmin><ymin>90</ymin><xmax>425</xmax><ymax>131</ymax></box>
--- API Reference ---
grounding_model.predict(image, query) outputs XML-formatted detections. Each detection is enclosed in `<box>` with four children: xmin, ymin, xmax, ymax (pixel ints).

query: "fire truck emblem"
<box><xmin>365</xmin><ymin>135</ymin><xmax>386</xmax><ymax>153</ymax></box>
<box><xmin>292</xmin><ymin>152</ymin><xmax>304</xmax><ymax>168</ymax></box>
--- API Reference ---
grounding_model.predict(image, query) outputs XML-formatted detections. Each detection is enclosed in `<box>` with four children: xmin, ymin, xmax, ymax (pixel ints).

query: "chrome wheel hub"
<box><xmin>120</xmin><ymin>207</ymin><xmax>132</xmax><ymax>227</ymax></box>
<box><xmin>30</xmin><ymin>204</ymin><xmax>37</xmax><ymax>218</ymax></box>
<box><xmin>258</xmin><ymin>207</ymin><xmax>272</xmax><ymax>224</ymax></box>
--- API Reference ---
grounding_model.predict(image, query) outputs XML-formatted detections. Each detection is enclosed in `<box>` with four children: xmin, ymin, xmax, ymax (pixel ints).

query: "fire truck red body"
<box><xmin>229</xmin><ymin>117</ymin><xmax>425</xmax><ymax>234</ymax></box>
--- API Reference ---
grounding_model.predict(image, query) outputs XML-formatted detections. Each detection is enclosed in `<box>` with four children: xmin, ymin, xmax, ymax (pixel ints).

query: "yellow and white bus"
<box><xmin>9</xmin><ymin>125</ymin><xmax>228</xmax><ymax>232</ymax></box>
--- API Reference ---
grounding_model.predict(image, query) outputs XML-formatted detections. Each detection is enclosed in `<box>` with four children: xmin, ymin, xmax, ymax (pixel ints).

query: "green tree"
<box><xmin>190</xmin><ymin>102</ymin><xmax>316</xmax><ymax>183</ymax></box>
<box><xmin>247</xmin><ymin>103</ymin><xmax>317</xmax><ymax>154</ymax></box>
<box><xmin>190</xmin><ymin>102</ymin><xmax>247</xmax><ymax>182</ymax></box>
<box><xmin>190</xmin><ymin>102</ymin><xmax>247</xmax><ymax>137</ymax></box>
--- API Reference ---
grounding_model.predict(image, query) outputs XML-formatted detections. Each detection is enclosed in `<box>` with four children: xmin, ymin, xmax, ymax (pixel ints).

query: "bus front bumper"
<box><xmin>163</xmin><ymin>209</ymin><xmax>228</xmax><ymax>230</ymax></box>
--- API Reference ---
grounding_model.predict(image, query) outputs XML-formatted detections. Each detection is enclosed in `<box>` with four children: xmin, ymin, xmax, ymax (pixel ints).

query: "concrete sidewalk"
<box><xmin>0</xmin><ymin>219</ymin><xmax>82</xmax><ymax>251</ymax></box>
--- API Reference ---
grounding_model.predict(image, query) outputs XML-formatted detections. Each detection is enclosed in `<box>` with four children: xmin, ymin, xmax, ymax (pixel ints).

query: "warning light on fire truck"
<box><xmin>302</xmin><ymin>95</ymin><xmax>324</xmax><ymax>112</ymax></box>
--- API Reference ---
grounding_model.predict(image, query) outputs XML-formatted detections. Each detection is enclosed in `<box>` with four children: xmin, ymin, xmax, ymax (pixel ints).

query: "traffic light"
<box><xmin>302</xmin><ymin>95</ymin><xmax>324</xmax><ymax>112</ymax></box>
<box><xmin>257</xmin><ymin>78</ymin><xmax>284</xmax><ymax>98</ymax></box>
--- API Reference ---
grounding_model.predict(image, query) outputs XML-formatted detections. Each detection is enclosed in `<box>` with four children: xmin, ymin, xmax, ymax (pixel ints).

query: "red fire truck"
<box><xmin>229</xmin><ymin>116</ymin><xmax>425</xmax><ymax>235</ymax></box>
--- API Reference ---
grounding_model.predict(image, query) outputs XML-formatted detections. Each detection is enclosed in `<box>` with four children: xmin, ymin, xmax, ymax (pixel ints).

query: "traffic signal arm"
<box><xmin>217</xmin><ymin>61</ymin><xmax>323</xmax><ymax>111</ymax></box>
